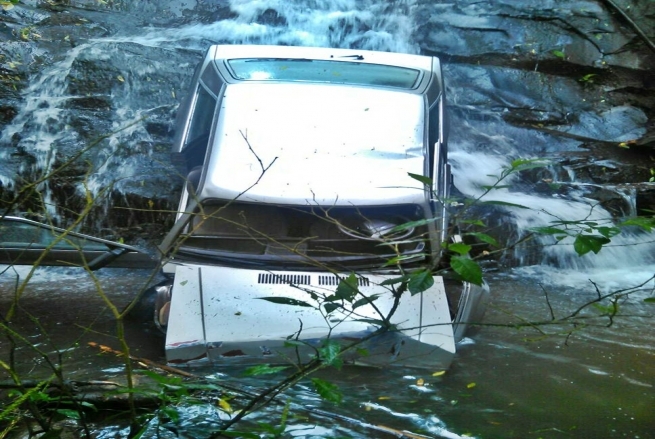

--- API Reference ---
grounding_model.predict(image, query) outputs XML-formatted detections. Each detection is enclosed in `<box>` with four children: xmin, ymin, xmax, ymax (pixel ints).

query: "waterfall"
<box><xmin>1</xmin><ymin>0</ymin><xmax>652</xmax><ymax>289</ymax></box>
<box><xmin>450</xmin><ymin>149</ymin><xmax>655</xmax><ymax>290</ymax></box>
<box><xmin>0</xmin><ymin>0</ymin><xmax>421</xmax><ymax>221</ymax></box>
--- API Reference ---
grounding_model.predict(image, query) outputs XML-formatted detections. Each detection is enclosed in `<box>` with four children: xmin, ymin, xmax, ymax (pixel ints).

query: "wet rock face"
<box><xmin>0</xmin><ymin>3</ymin><xmax>199</xmax><ymax>233</ymax></box>
<box><xmin>417</xmin><ymin>0</ymin><xmax>655</xmax><ymax>69</ymax></box>
<box><xmin>0</xmin><ymin>0</ymin><xmax>653</xmax><ymax>243</ymax></box>
<box><xmin>419</xmin><ymin>1</ymin><xmax>655</xmax><ymax>129</ymax></box>
<box><xmin>414</xmin><ymin>1</ymin><xmax>654</xmax><ymax>247</ymax></box>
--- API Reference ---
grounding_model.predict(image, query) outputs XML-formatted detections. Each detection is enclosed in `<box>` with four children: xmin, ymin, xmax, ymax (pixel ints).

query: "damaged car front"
<box><xmin>158</xmin><ymin>45</ymin><xmax>489</xmax><ymax>368</ymax></box>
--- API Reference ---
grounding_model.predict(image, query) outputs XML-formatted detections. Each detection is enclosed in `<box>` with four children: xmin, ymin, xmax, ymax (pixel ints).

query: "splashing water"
<box><xmin>450</xmin><ymin>149</ymin><xmax>655</xmax><ymax>290</ymax></box>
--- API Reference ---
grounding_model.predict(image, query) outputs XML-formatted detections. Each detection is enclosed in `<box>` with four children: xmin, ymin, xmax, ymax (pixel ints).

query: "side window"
<box><xmin>428</xmin><ymin>101</ymin><xmax>450</xmax><ymax>200</ymax></box>
<box><xmin>183</xmin><ymin>85</ymin><xmax>216</xmax><ymax>169</ymax></box>
<box><xmin>185</xmin><ymin>86</ymin><xmax>216</xmax><ymax>148</ymax></box>
<box><xmin>428</xmin><ymin>104</ymin><xmax>440</xmax><ymax>177</ymax></box>
<box><xmin>428</xmin><ymin>104</ymin><xmax>440</xmax><ymax>152</ymax></box>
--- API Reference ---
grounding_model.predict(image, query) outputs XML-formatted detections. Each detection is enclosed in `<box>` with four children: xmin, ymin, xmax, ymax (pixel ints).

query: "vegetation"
<box><xmin>0</xmin><ymin>0</ymin><xmax>18</xmax><ymax>11</ymax></box>
<box><xmin>2</xmin><ymin>137</ymin><xmax>654</xmax><ymax>438</ymax></box>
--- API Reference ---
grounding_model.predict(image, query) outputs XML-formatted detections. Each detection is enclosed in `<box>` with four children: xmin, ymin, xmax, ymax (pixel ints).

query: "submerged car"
<box><xmin>157</xmin><ymin>45</ymin><xmax>489</xmax><ymax>368</ymax></box>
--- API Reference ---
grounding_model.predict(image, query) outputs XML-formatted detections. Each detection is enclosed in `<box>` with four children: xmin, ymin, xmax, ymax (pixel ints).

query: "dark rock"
<box><xmin>145</xmin><ymin>121</ymin><xmax>172</xmax><ymax>138</ymax></box>
<box><xmin>63</xmin><ymin>95</ymin><xmax>112</xmax><ymax>110</ymax></box>
<box><xmin>634</xmin><ymin>183</ymin><xmax>655</xmax><ymax>216</ymax></box>
<box><xmin>66</xmin><ymin>58</ymin><xmax>122</xmax><ymax>96</ymax></box>
<box><xmin>256</xmin><ymin>8</ymin><xmax>287</xmax><ymax>27</ymax></box>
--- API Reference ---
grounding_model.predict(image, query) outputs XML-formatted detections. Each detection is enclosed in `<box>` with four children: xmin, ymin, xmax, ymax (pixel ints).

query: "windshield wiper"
<box><xmin>334</xmin><ymin>54</ymin><xmax>364</xmax><ymax>60</ymax></box>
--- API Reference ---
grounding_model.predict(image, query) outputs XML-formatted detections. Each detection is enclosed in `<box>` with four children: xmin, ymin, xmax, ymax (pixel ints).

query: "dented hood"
<box><xmin>165</xmin><ymin>264</ymin><xmax>455</xmax><ymax>368</ymax></box>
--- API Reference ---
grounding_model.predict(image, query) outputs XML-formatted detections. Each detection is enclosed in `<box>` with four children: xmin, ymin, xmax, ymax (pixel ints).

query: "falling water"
<box><xmin>449</xmin><ymin>149</ymin><xmax>655</xmax><ymax>290</ymax></box>
<box><xmin>1</xmin><ymin>0</ymin><xmax>653</xmax><ymax>289</ymax></box>
<box><xmin>0</xmin><ymin>43</ymin><xmax>92</xmax><ymax>217</ymax></box>
<box><xmin>0</xmin><ymin>0</ymin><xmax>420</xmax><ymax>218</ymax></box>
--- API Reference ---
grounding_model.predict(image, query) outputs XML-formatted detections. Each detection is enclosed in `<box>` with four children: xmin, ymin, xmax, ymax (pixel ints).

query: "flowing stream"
<box><xmin>1</xmin><ymin>0</ymin><xmax>654</xmax><ymax>438</ymax></box>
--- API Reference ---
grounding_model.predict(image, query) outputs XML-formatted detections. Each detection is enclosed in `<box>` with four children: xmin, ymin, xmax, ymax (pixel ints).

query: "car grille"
<box><xmin>256</xmin><ymin>272</ymin><xmax>370</xmax><ymax>287</ymax></box>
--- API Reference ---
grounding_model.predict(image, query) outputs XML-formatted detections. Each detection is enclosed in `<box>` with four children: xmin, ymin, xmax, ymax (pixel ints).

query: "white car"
<box><xmin>155</xmin><ymin>45</ymin><xmax>489</xmax><ymax>368</ymax></box>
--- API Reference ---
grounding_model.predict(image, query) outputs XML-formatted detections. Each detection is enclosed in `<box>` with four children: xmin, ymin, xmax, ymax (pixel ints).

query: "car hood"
<box><xmin>198</xmin><ymin>83</ymin><xmax>428</xmax><ymax>205</ymax></box>
<box><xmin>164</xmin><ymin>264</ymin><xmax>456</xmax><ymax>367</ymax></box>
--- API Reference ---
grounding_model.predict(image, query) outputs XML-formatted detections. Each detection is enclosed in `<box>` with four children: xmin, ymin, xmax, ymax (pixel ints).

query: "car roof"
<box><xmin>183</xmin><ymin>45</ymin><xmax>443</xmax><ymax>206</ymax></box>
<box><xmin>199</xmin><ymin>82</ymin><xmax>427</xmax><ymax>205</ymax></box>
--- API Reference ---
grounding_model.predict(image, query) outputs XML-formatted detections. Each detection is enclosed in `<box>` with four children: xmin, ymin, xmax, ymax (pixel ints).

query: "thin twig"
<box><xmin>541</xmin><ymin>284</ymin><xmax>556</xmax><ymax>321</ymax></box>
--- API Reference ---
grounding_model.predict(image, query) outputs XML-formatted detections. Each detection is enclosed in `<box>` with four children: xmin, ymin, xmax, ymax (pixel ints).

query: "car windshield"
<box><xmin>174</xmin><ymin>202</ymin><xmax>430</xmax><ymax>271</ymax></box>
<box><xmin>226</xmin><ymin>58</ymin><xmax>420</xmax><ymax>89</ymax></box>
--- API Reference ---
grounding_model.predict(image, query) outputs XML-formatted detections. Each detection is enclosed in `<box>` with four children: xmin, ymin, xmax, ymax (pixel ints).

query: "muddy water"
<box><xmin>2</xmin><ymin>267</ymin><xmax>653</xmax><ymax>438</ymax></box>
<box><xmin>0</xmin><ymin>266</ymin><xmax>165</xmax><ymax>376</ymax></box>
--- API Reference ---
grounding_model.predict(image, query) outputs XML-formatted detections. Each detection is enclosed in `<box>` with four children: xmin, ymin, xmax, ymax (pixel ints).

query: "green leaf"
<box><xmin>579</xmin><ymin>73</ymin><xmax>597</xmax><ymax>82</ymax></box>
<box><xmin>383</xmin><ymin>253</ymin><xmax>426</xmax><ymax>266</ymax></box>
<box><xmin>460</xmin><ymin>219</ymin><xmax>486</xmax><ymax>227</ymax></box>
<box><xmin>447</xmin><ymin>242</ymin><xmax>472</xmax><ymax>255</ymax></box>
<box><xmin>644</xmin><ymin>298</ymin><xmax>655</xmax><ymax>303</ymax></box>
<box><xmin>323</xmin><ymin>302</ymin><xmax>341</xmax><ymax>314</ymax></box>
<box><xmin>552</xmin><ymin>49</ymin><xmax>566</xmax><ymax>59</ymax></box>
<box><xmin>531</xmin><ymin>226</ymin><xmax>569</xmax><ymax>236</ymax></box>
<box><xmin>450</xmin><ymin>255</ymin><xmax>483</xmax><ymax>286</ymax></box>
<box><xmin>352</xmin><ymin>294</ymin><xmax>379</xmax><ymax>309</ymax></box>
<box><xmin>479</xmin><ymin>200</ymin><xmax>530</xmax><ymax>209</ymax></box>
<box><xmin>380</xmin><ymin>275</ymin><xmax>409</xmax><ymax>286</ymax></box>
<box><xmin>161</xmin><ymin>406</ymin><xmax>180</xmax><ymax>422</ymax></box>
<box><xmin>408</xmin><ymin>270</ymin><xmax>435</xmax><ymax>295</ymax></box>
<box><xmin>597</xmin><ymin>226</ymin><xmax>621</xmax><ymax>238</ymax></box>
<box><xmin>464</xmin><ymin>232</ymin><xmax>499</xmax><ymax>247</ymax></box>
<box><xmin>55</xmin><ymin>409</ymin><xmax>81</xmax><ymax>420</ymax></box>
<box><xmin>243</xmin><ymin>364</ymin><xmax>289</xmax><ymax>376</ymax></box>
<box><xmin>311</xmin><ymin>378</ymin><xmax>342</xmax><ymax>404</ymax></box>
<box><xmin>592</xmin><ymin>302</ymin><xmax>618</xmax><ymax>314</ymax></box>
<box><xmin>319</xmin><ymin>340</ymin><xmax>343</xmax><ymax>369</ymax></box>
<box><xmin>283</xmin><ymin>339</ymin><xmax>307</xmax><ymax>346</ymax></box>
<box><xmin>573</xmin><ymin>234</ymin><xmax>610</xmax><ymax>256</ymax></box>
<box><xmin>509</xmin><ymin>158</ymin><xmax>550</xmax><ymax>171</ymax></box>
<box><xmin>619</xmin><ymin>217</ymin><xmax>655</xmax><ymax>232</ymax></box>
<box><xmin>408</xmin><ymin>172</ymin><xmax>433</xmax><ymax>187</ymax></box>
<box><xmin>389</xmin><ymin>217</ymin><xmax>439</xmax><ymax>232</ymax></box>
<box><xmin>257</xmin><ymin>297</ymin><xmax>313</xmax><ymax>307</ymax></box>
<box><xmin>78</xmin><ymin>401</ymin><xmax>97</xmax><ymax>411</ymax></box>
<box><xmin>253</xmin><ymin>422</ymin><xmax>280</xmax><ymax>435</ymax></box>
<box><xmin>335</xmin><ymin>273</ymin><xmax>359</xmax><ymax>302</ymax></box>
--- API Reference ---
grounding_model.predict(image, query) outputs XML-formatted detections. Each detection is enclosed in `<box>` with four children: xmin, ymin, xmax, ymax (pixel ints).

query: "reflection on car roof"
<box><xmin>199</xmin><ymin>82</ymin><xmax>426</xmax><ymax>205</ymax></box>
